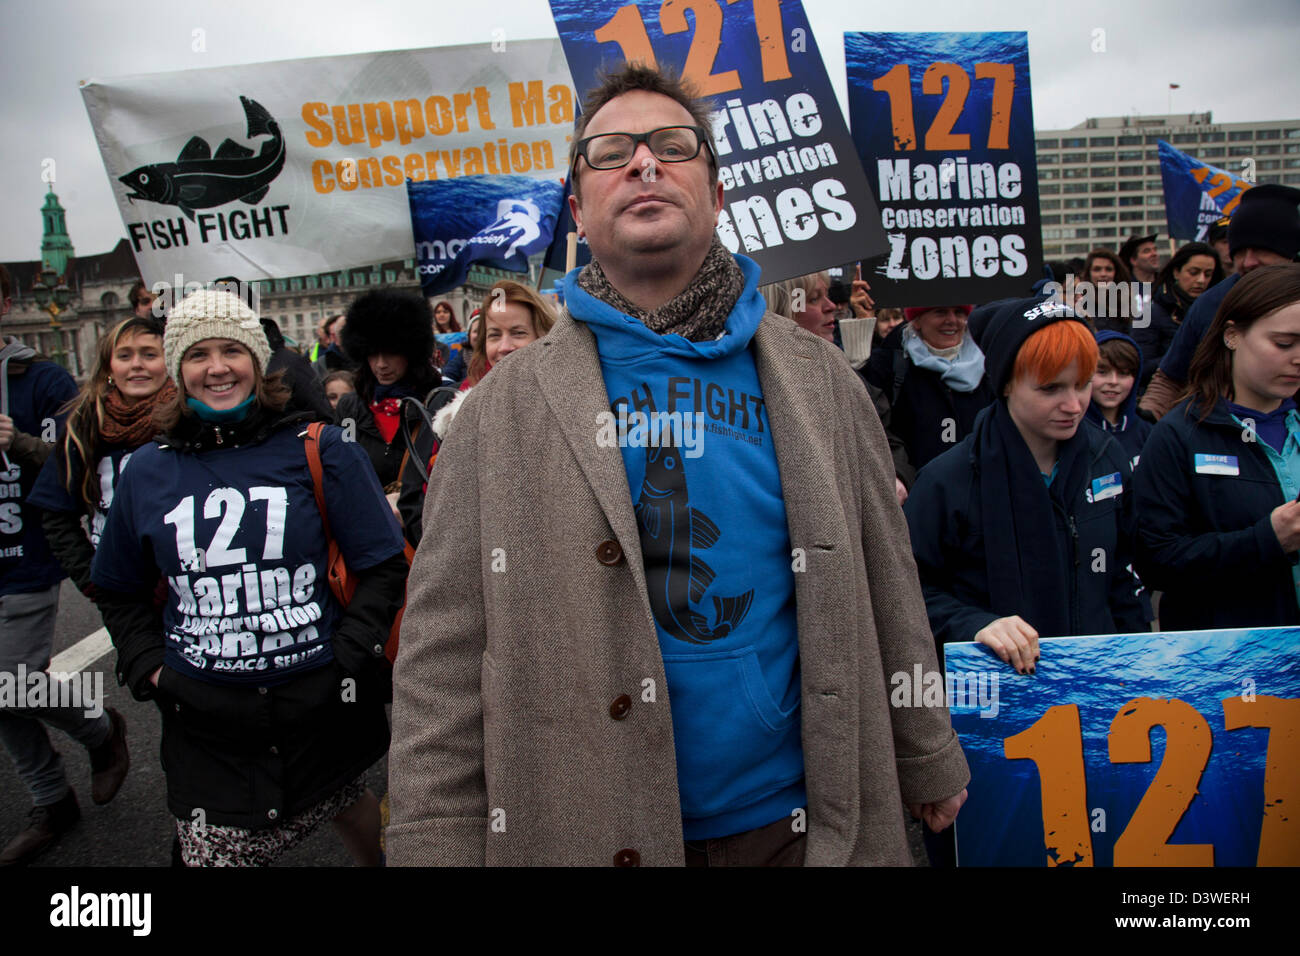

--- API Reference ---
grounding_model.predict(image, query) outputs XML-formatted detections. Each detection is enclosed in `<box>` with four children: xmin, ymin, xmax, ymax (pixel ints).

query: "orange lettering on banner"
<box><xmin>975</xmin><ymin>62</ymin><xmax>1015</xmax><ymax>150</ymax></box>
<box><xmin>1107</xmin><ymin>698</ymin><xmax>1214</xmax><ymax>867</ymax></box>
<box><xmin>549</xmin><ymin>86</ymin><xmax>574</xmax><ymax>125</ymax></box>
<box><xmin>425</xmin><ymin>96</ymin><xmax>454</xmax><ymax>136</ymax></box>
<box><xmin>394</xmin><ymin>99</ymin><xmax>425</xmax><ymax>145</ymax></box>
<box><xmin>1222</xmin><ymin>695</ymin><xmax>1300</xmax><ymax>866</ymax></box>
<box><xmin>364</xmin><ymin>102</ymin><xmax>396</xmax><ymax>149</ymax></box>
<box><xmin>404</xmin><ymin>153</ymin><xmax>426</xmax><ymax>182</ymax></box>
<box><xmin>921</xmin><ymin>63</ymin><xmax>971</xmax><ymax>151</ymax></box>
<box><xmin>661</xmin><ymin>0</ymin><xmax>739</xmax><ymax>95</ymax></box>
<box><xmin>358</xmin><ymin>157</ymin><xmax>382</xmax><ymax>189</ymax></box>
<box><xmin>382</xmin><ymin>155</ymin><xmax>403</xmax><ymax>186</ymax></box>
<box><xmin>333</xmin><ymin>104</ymin><xmax>366</xmax><ymax>146</ymax></box>
<box><xmin>594</xmin><ymin>3</ymin><xmax>657</xmax><ymax>68</ymax></box>
<box><xmin>510</xmin><ymin>82</ymin><xmax>545</xmax><ymax>128</ymax></box>
<box><xmin>302</xmin><ymin>103</ymin><xmax>332</xmax><ymax>147</ymax></box>
<box><xmin>311</xmin><ymin>159</ymin><xmax>334</xmax><ymax>193</ymax></box>
<box><xmin>472</xmin><ymin>87</ymin><xmax>496</xmax><ymax>130</ymax></box>
<box><xmin>1004</xmin><ymin>704</ymin><xmax>1094</xmax><ymax>866</ymax></box>
<box><xmin>872</xmin><ymin>64</ymin><xmax>917</xmax><ymax>152</ymax></box>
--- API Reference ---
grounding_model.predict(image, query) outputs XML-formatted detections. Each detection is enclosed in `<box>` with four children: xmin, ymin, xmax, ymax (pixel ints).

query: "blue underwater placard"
<box><xmin>945</xmin><ymin>626</ymin><xmax>1300</xmax><ymax>867</ymax></box>
<box><xmin>845</xmin><ymin>31</ymin><xmax>1044</xmax><ymax>307</ymax></box>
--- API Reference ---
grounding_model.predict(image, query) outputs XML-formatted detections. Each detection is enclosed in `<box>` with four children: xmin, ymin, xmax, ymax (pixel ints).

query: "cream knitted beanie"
<box><xmin>164</xmin><ymin>289</ymin><xmax>271</xmax><ymax>384</ymax></box>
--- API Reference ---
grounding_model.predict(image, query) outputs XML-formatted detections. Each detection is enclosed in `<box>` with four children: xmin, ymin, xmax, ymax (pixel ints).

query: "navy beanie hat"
<box><xmin>980</xmin><ymin>296</ymin><xmax>1089</xmax><ymax>394</ymax></box>
<box><xmin>1227</xmin><ymin>184</ymin><xmax>1300</xmax><ymax>260</ymax></box>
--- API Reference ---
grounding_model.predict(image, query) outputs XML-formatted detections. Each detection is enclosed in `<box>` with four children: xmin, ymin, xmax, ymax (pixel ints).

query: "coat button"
<box><xmin>613</xmin><ymin>848</ymin><xmax>641</xmax><ymax>867</ymax></box>
<box><xmin>267</xmin><ymin>809</ymin><xmax>279</xmax><ymax>821</ymax></box>
<box><xmin>269</xmin><ymin>745</ymin><xmax>279</xmax><ymax>755</ymax></box>
<box><xmin>609</xmin><ymin>694</ymin><xmax>632</xmax><ymax>720</ymax></box>
<box><xmin>596</xmin><ymin>540</ymin><xmax>624</xmax><ymax>565</ymax></box>
<box><xmin>258</xmin><ymin>687</ymin><xmax>268</xmax><ymax>695</ymax></box>
<box><xmin>372</xmin><ymin>643</ymin><xmax>384</xmax><ymax>656</ymax></box>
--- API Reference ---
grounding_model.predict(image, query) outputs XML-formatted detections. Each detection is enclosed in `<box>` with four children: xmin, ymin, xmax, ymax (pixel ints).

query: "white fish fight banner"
<box><xmin>80</xmin><ymin>40</ymin><xmax>576</xmax><ymax>285</ymax></box>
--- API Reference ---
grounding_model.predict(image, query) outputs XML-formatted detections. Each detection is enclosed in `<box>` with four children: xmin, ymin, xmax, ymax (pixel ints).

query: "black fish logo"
<box><xmin>634</xmin><ymin>442</ymin><xmax>753</xmax><ymax>645</ymax></box>
<box><xmin>118</xmin><ymin>95</ymin><xmax>286</xmax><ymax>221</ymax></box>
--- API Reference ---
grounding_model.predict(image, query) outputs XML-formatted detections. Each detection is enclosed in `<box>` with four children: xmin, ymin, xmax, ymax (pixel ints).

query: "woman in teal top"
<box><xmin>1133</xmin><ymin>264</ymin><xmax>1300</xmax><ymax>630</ymax></box>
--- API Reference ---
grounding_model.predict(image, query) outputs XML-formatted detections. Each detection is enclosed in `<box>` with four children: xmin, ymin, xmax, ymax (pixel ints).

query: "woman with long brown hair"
<box><xmin>1134</xmin><ymin>263</ymin><xmax>1300</xmax><ymax>630</ymax></box>
<box><xmin>32</xmin><ymin>316</ymin><xmax>173</xmax><ymax>593</ymax></box>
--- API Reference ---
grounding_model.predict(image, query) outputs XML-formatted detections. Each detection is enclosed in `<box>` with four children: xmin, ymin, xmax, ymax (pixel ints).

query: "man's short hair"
<box><xmin>568</xmin><ymin>62</ymin><xmax>717</xmax><ymax>198</ymax></box>
<box><xmin>0</xmin><ymin>263</ymin><xmax>11</xmax><ymax>302</ymax></box>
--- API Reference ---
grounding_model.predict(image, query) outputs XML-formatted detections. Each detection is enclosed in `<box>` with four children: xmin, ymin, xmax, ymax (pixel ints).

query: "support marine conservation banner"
<box><xmin>80</xmin><ymin>39</ymin><xmax>575</xmax><ymax>284</ymax></box>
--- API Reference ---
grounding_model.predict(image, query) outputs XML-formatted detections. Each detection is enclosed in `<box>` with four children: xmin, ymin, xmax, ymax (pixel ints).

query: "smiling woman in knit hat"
<box><xmin>86</xmin><ymin>286</ymin><xmax>409</xmax><ymax>867</ymax></box>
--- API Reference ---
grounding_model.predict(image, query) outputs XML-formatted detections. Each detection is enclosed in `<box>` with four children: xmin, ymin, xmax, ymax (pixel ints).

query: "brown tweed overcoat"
<box><xmin>387</xmin><ymin>309</ymin><xmax>970</xmax><ymax>866</ymax></box>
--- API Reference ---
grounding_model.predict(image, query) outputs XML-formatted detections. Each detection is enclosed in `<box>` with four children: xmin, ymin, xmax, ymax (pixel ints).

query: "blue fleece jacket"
<box><xmin>564</xmin><ymin>257</ymin><xmax>805</xmax><ymax>840</ymax></box>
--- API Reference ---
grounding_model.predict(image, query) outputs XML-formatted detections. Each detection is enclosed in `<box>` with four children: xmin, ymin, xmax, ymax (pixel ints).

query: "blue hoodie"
<box><xmin>1085</xmin><ymin>330</ymin><xmax>1153</xmax><ymax>470</ymax></box>
<box><xmin>563</xmin><ymin>257</ymin><xmax>804</xmax><ymax>840</ymax></box>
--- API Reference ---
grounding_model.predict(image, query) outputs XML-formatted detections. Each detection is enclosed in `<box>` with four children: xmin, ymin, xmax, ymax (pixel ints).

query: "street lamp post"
<box><xmin>30</xmin><ymin>265</ymin><xmax>72</xmax><ymax>369</ymax></box>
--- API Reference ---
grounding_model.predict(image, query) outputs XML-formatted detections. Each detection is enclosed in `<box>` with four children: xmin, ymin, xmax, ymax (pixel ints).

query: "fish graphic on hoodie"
<box><xmin>564</xmin><ymin>258</ymin><xmax>806</xmax><ymax>839</ymax></box>
<box><xmin>635</xmin><ymin>441</ymin><xmax>754</xmax><ymax>644</ymax></box>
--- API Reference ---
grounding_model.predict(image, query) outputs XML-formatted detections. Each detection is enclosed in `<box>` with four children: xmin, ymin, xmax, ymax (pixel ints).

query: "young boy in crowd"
<box><xmin>1085</xmin><ymin>331</ymin><xmax>1152</xmax><ymax>471</ymax></box>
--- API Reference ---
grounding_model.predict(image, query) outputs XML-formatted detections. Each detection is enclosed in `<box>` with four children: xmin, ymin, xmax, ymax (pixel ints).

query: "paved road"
<box><xmin>0</xmin><ymin>579</ymin><xmax>384</xmax><ymax>867</ymax></box>
<box><xmin>4</xmin><ymin>580</ymin><xmax>929</xmax><ymax>867</ymax></box>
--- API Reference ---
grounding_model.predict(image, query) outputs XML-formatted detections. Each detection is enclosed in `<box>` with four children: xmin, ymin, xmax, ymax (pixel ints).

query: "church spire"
<box><xmin>40</xmin><ymin>188</ymin><xmax>75</xmax><ymax>278</ymax></box>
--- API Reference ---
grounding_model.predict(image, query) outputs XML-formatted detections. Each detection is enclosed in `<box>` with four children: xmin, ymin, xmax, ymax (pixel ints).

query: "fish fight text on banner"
<box><xmin>944</xmin><ymin>626</ymin><xmax>1300</xmax><ymax>867</ymax></box>
<box><xmin>549</xmin><ymin>0</ymin><xmax>886</xmax><ymax>286</ymax></box>
<box><xmin>1158</xmin><ymin>140</ymin><xmax>1254</xmax><ymax>242</ymax></box>
<box><xmin>846</xmin><ymin>32</ymin><xmax>1044</xmax><ymax>307</ymax></box>
<box><xmin>79</xmin><ymin>40</ymin><xmax>576</xmax><ymax>284</ymax></box>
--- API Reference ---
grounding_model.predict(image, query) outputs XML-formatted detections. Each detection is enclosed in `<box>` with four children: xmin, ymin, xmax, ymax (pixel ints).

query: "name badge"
<box><xmin>1091</xmin><ymin>472</ymin><xmax>1123</xmax><ymax>501</ymax></box>
<box><xmin>1194</xmin><ymin>453</ymin><xmax>1239</xmax><ymax>476</ymax></box>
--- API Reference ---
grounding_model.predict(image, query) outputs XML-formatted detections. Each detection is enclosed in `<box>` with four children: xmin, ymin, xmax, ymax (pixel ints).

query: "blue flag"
<box><xmin>1158</xmin><ymin>140</ymin><xmax>1253</xmax><ymax>241</ymax></box>
<box><xmin>408</xmin><ymin>175</ymin><xmax>565</xmax><ymax>295</ymax></box>
<box><xmin>543</xmin><ymin>175</ymin><xmax>590</xmax><ymax>274</ymax></box>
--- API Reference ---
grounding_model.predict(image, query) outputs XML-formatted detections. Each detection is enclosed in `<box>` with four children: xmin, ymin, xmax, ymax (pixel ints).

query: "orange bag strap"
<box><xmin>301</xmin><ymin>422</ymin><xmax>334</xmax><ymax>541</ymax></box>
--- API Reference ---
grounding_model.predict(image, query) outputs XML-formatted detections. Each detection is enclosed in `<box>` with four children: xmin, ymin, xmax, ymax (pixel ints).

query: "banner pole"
<box><xmin>565</xmin><ymin>232</ymin><xmax>578</xmax><ymax>273</ymax></box>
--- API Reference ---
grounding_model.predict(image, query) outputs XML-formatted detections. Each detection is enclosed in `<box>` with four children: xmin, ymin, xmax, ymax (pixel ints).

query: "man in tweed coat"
<box><xmin>388</xmin><ymin>64</ymin><xmax>969</xmax><ymax>866</ymax></box>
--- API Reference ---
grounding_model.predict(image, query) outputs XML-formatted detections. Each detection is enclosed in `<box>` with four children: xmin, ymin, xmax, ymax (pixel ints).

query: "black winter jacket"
<box><xmin>334</xmin><ymin>390</ymin><xmax>427</xmax><ymax>489</ymax></box>
<box><xmin>93</xmin><ymin>405</ymin><xmax>407</xmax><ymax>827</ymax></box>
<box><xmin>1133</xmin><ymin>397</ymin><xmax>1300</xmax><ymax>630</ymax></box>
<box><xmin>905</xmin><ymin>421</ymin><xmax>1149</xmax><ymax>650</ymax></box>
<box><xmin>864</xmin><ymin>325</ymin><xmax>996</xmax><ymax>472</ymax></box>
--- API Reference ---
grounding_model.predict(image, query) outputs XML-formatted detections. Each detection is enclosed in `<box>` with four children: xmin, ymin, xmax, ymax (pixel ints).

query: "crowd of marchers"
<box><xmin>2</xmin><ymin>62</ymin><xmax>1299</xmax><ymax>868</ymax></box>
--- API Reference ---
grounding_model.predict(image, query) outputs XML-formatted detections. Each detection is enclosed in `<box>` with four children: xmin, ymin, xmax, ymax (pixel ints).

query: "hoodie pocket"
<box><xmin>661</xmin><ymin>647</ymin><xmax>802</xmax><ymax>819</ymax></box>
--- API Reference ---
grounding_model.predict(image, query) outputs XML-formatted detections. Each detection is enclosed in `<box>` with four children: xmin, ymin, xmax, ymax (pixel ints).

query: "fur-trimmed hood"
<box><xmin>433</xmin><ymin>388</ymin><xmax>470</xmax><ymax>441</ymax></box>
<box><xmin>341</xmin><ymin>290</ymin><xmax>435</xmax><ymax>368</ymax></box>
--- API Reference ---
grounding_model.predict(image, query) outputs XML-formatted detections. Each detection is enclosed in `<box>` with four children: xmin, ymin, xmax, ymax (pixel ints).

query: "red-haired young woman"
<box><xmin>905</xmin><ymin>297</ymin><xmax>1149</xmax><ymax>672</ymax></box>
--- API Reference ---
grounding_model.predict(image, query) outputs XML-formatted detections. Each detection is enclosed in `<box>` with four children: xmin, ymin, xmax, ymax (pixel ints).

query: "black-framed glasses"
<box><xmin>573</xmin><ymin>126</ymin><xmax>715</xmax><ymax>171</ymax></box>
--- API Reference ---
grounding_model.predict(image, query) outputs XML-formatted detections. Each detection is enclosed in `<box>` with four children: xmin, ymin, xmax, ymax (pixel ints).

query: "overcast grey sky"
<box><xmin>2</xmin><ymin>0</ymin><xmax>1297</xmax><ymax>262</ymax></box>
